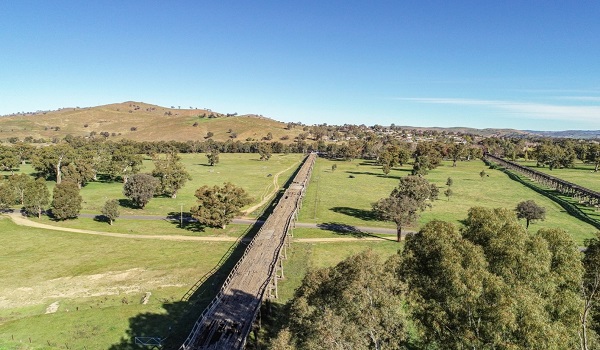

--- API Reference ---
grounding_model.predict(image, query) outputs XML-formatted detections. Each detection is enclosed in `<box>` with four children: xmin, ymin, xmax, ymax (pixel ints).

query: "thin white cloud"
<box><xmin>557</xmin><ymin>96</ymin><xmax>600</xmax><ymax>102</ymax></box>
<box><xmin>398</xmin><ymin>97</ymin><xmax>600</xmax><ymax>124</ymax></box>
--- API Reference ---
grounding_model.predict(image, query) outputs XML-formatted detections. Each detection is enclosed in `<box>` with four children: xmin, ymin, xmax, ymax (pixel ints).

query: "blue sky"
<box><xmin>2</xmin><ymin>1</ymin><xmax>600</xmax><ymax>131</ymax></box>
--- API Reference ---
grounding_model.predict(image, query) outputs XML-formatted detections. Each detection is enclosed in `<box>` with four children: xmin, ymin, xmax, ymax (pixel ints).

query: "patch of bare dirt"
<box><xmin>0</xmin><ymin>268</ymin><xmax>185</xmax><ymax>309</ymax></box>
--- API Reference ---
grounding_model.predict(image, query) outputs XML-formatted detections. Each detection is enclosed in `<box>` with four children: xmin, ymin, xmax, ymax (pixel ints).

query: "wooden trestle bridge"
<box><xmin>179</xmin><ymin>153</ymin><xmax>317</xmax><ymax>350</ymax></box>
<box><xmin>484</xmin><ymin>153</ymin><xmax>600</xmax><ymax>207</ymax></box>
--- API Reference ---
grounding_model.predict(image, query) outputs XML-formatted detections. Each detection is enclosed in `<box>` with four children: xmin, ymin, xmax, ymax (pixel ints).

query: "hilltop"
<box><xmin>0</xmin><ymin>102</ymin><xmax>299</xmax><ymax>143</ymax></box>
<box><xmin>2</xmin><ymin>102</ymin><xmax>598</xmax><ymax>143</ymax></box>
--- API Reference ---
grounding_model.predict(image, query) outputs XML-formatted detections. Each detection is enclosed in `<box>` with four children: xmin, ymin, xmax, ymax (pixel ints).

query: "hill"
<box><xmin>0</xmin><ymin>102</ymin><xmax>299</xmax><ymax>143</ymax></box>
<box><xmin>525</xmin><ymin>130</ymin><xmax>600</xmax><ymax>139</ymax></box>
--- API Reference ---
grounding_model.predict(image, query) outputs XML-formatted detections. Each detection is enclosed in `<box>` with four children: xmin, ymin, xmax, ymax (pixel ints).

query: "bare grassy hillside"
<box><xmin>0</xmin><ymin>102</ymin><xmax>300</xmax><ymax>142</ymax></box>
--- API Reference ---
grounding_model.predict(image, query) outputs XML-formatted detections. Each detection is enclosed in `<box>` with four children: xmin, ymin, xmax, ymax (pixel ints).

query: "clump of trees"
<box><xmin>273</xmin><ymin>207</ymin><xmax>596</xmax><ymax>350</ymax></box>
<box><xmin>152</xmin><ymin>150</ymin><xmax>191</xmax><ymax>198</ymax></box>
<box><xmin>51</xmin><ymin>181</ymin><xmax>82</xmax><ymax>220</ymax></box>
<box><xmin>23</xmin><ymin>178</ymin><xmax>50</xmax><ymax>218</ymax></box>
<box><xmin>190</xmin><ymin>182</ymin><xmax>252</xmax><ymax>229</ymax></box>
<box><xmin>122</xmin><ymin>173</ymin><xmax>158</xmax><ymax>209</ymax></box>
<box><xmin>274</xmin><ymin>250</ymin><xmax>406</xmax><ymax>349</ymax></box>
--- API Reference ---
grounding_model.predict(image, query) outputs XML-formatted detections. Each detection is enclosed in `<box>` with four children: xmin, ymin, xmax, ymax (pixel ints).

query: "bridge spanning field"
<box><xmin>180</xmin><ymin>153</ymin><xmax>317</xmax><ymax>350</ymax></box>
<box><xmin>484</xmin><ymin>153</ymin><xmax>600</xmax><ymax>207</ymax></box>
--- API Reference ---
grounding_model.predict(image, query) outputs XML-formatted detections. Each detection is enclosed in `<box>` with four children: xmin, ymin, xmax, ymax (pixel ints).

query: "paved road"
<box><xmin>5</xmin><ymin>212</ymin><xmax>409</xmax><ymax>242</ymax></box>
<box><xmin>77</xmin><ymin>213</ymin><xmax>406</xmax><ymax>236</ymax></box>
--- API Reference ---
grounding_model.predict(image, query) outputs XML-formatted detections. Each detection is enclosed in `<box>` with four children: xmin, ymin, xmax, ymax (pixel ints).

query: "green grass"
<box><xmin>0</xmin><ymin>217</ymin><xmax>236</xmax><ymax>350</ymax></box>
<box><xmin>515</xmin><ymin>160</ymin><xmax>600</xmax><ymax>192</ymax></box>
<box><xmin>299</xmin><ymin>158</ymin><xmax>598</xmax><ymax>245</ymax></box>
<box><xmin>80</xmin><ymin>153</ymin><xmax>303</xmax><ymax>217</ymax></box>
<box><xmin>278</xmin><ymin>231</ymin><xmax>401</xmax><ymax>303</ymax></box>
<box><xmin>29</xmin><ymin>216</ymin><xmax>250</xmax><ymax>238</ymax></box>
<box><xmin>2</xmin><ymin>153</ymin><xmax>304</xmax><ymax>219</ymax></box>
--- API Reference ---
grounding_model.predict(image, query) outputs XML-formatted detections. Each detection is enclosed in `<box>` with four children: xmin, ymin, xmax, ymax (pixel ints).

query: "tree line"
<box><xmin>271</xmin><ymin>206</ymin><xmax>600</xmax><ymax>350</ymax></box>
<box><xmin>0</xmin><ymin>141</ymin><xmax>252</xmax><ymax>229</ymax></box>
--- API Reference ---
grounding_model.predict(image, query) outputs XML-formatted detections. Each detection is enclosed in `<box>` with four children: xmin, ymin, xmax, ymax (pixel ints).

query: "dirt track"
<box><xmin>5</xmin><ymin>212</ymin><xmax>390</xmax><ymax>243</ymax></box>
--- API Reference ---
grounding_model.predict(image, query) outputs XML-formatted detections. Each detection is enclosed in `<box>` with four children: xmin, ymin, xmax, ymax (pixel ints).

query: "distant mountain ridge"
<box><xmin>524</xmin><ymin>130</ymin><xmax>600</xmax><ymax>139</ymax></box>
<box><xmin>0</xmin><ymin>101</ymin><xmax>598</xmax><ymax>141</ymax></box>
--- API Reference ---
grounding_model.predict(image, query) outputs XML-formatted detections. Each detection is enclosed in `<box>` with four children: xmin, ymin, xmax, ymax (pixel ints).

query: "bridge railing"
<box><xmin>179</xmin><ymin>153</ymin><xmax>316</xmax><ymax>350</ymax></box>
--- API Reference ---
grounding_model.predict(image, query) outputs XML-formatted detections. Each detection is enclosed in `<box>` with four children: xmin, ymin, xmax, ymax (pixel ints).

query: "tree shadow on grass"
<box><xmin>317</xmin><ymin>222</ymin><xmax>367</xmax><ymax>237</ymax></box>
<box><xmin>165</xmin><ymin>211</ymin><xmax>206</xmax><ymax>232</ymax></box>
<box><xmin>93</xmin><ymin>214</ymin><xmax>109</xmax><ymax>224</ymax></box>
<box><xmin>318</xmin><ymin>222</ymin><xmax>396</xmax><ymax>242</ymax></box>
<box><xmin>330</xmin><ymin>207</ymin><xmax>378</xmax><ymax>221</ymax></box>
<box><xmin>118</xmin><ymin>198</ymin><xmax>138</xmax><ymax>209</ymax></box>
<box><xmin>345</xmin><ymin>170</ymin><xmax>408</xmax><ymax>180</ymax></box>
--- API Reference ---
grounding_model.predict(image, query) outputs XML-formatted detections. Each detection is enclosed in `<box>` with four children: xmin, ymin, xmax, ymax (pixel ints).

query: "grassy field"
<box><xmin>3</xmin><ymin>153</ymin><xmax>600</xmax><ymax>349</ymax></box>
<box><xmin>1</xmin><ymin>153</ymin><xmax>304</xmax><ymax>219</ymax></box>
<box><xmin>0</xmin><ymin>216</ymin><xmax>242</xmax><ymax>350</ymax></box>
<box><xmin>26</xmin><ymin>216</ymin><xmax>250</xmax><ymax>238</ymax></box>
<box><xmin>515</xmin><ymin>160</ymin><xmax>600</xmax><ymax>192</ymax></box>
<box><xmin>280</xmin><ymin>229</ymin><xmax>401</xmax><ymax>302</ymax></box>
<box><xmin>81</xmin><ymin>153</ymin><xmax>303</xmax><ymax>218</ymax></box>
<box><xmin>298</xmin><ymin>157</ymin><xmax>599</xmax><ymax>244</ymax></box>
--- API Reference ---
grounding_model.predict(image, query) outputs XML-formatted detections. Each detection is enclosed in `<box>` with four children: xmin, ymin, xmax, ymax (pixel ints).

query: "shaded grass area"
<box><xmin>0</xmin><ymin>217</ymin><xmax>238</xmax><ymax>350</ymax></box>
<box><xmin>299</xmin><ymin>157</ymin><xmax>598</xmax><ymax>245</ymax></box>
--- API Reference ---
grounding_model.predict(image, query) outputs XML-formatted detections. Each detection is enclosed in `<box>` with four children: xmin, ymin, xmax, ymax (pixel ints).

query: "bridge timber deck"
<box><xmin>180</xmin><ymin>153</ymin><xmax>317</xmax><ymax>350</ymax></box>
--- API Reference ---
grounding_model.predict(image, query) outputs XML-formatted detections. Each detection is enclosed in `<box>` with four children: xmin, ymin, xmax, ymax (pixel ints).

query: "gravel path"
<box><xmin>5</xmin><ymin>212</ymin><xmax>406</xmax><ymax>242</ymax></box>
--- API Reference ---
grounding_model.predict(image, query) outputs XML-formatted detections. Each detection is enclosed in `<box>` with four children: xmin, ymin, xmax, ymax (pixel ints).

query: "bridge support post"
<box><xmin>273</xmin><ymin>276</ymin><xmax>278</xmax><ymax>299</ymax></box>
<box><xmin>279</xmin><ymin>257</ymin><xmax>284</xmax><ymax>279</ymax></box>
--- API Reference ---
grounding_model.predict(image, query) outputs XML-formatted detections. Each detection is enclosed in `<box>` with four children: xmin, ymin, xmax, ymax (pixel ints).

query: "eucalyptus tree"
<box><xmin>152</xmin><ymin>150</ymin><xmax>191</xmax><ymax>198</ymax></box>
<box><xmin>372</xmin><ymin>175</ymin><xmax>438</xmax><ymax>242</ymax></box>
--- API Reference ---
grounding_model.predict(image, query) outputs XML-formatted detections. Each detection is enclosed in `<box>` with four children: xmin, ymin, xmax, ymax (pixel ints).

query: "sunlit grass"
<box><xmin>299</xmin><ymin>157</ymin><xmax>598</xmax><ymax>245</ymax></box>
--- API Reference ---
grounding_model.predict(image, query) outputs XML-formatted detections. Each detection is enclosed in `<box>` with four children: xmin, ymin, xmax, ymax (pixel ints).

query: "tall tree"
<box><xmin>191</xmin><ymin>182</ymin><xmax>252</xmax><ymax>229</ymax></box>
<box><xmin>30</xmin><ymin>143</ymin><xmax>75</xmax><ymax>184</ymax></box>
<box><xmin>402</xmin><ymin>209</ymin><xmax>583</xmax><ymax>349</ymax></box>
<box><xmin>152</xmin><ymin>151</ymin><xmax>191</xmax><ymax>198</ymax></box>
<box><xmin>582</xmin><ymin>238</ymin><xmax>600</xmax><ymax>350</ymax></box>
<box><xmin>51</xmin><ymin>181</ymin><xmax>82</xmax><ymax>220</ymax></box>
<box><xmin>122</xmin><ymin>173</ymin><xmax>158</xmax><ymax>209</ymax></box>
<box><xmin>0</xmin><ymin>145</ymin><xmax>19</xmax><ymax>174</ymax></box>
<box><xmin>101</xmin><ymin>199</ymin><xmax>120</xmax><ymax>225</ymax></box>
<box><xmin>516</xmin><ymin>200</ymin><xmax>546</xmax><ymax>229</ymax></box>
<box><xmin>448</xmin><ymin>143</ymin><xmax>466</xmax><ymax>167</ymax></box>
<box><xmin>278</xmin><ymin>250</ymin><xmax>408</xmax><ymax>350</ymax></box>
<box><xmin>0</xmin><ymin>181</ymin><xmax>15</xmax><ymax>210</ymax></box>
<box><xmin>23</xmin><ymin>178</ymin><xmax>50</xmax><ymax>218</ymax></box>
<box><xmin>13</xmin><ymin>142</ymin><xmax>34</xmax><ymax>165</ymax></box>
<box><xmin>258</xmin><ymin>143</ymin><xmax>272</xmax><ymax>161</ymax></box>
<box><xmin>372</xmin><ymin>175</ymin><xmax>438</xmax><ymax>242</ymax></box>
<box><xmin>206</xmin><ymin>149</ymin><xmax>220</xmax><ymax>166</ymax></box>
<box><xmin>586</xmin><ymin>143</ymin><xmax>600</xmax><ymax>172</ymax></box>
<box><xmin>401</xmin><ymin>220</ymin><xmax>502</xmax><ymax>349</ymax></box>
<box><xmin>61</xmin><ymin>158</ymin><xmax>95</xmax><ymax>189</ymax></box>
<box><xmin>462</xmin><ymin>207</ymin><xmax>581</xmax><ymax>348</ymax></box>
<box><xmin>7</xmin><ymin>173</ymin><xmax>32</xmax><ymax>205</ymax></box>
<box><xmin>108</xmin><ymin>145</ymin><xmax>143</xmax><ymax>183</ymax></box>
